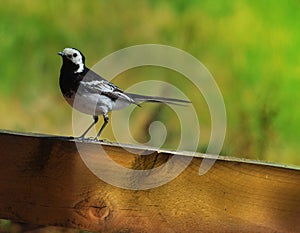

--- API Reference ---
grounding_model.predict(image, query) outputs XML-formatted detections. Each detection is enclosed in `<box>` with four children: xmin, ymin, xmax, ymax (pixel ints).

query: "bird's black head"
<box><xmin>58</xmin><ymin>48</ymin><xmax>86</xmax><ymax>73</ymax></box>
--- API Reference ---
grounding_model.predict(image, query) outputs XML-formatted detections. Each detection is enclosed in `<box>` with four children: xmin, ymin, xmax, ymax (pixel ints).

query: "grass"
<box><xmin>0</xmin><ymin>0</ymin><xmax>299</xmax><ymax>165</ymax></box>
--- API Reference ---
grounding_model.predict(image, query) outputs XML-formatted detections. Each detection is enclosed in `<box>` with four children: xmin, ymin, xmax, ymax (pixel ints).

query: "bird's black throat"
<box><xmin>59</xmin><ymin>58</ymin><xmax>87</xmax><ymax>98</ymax></box>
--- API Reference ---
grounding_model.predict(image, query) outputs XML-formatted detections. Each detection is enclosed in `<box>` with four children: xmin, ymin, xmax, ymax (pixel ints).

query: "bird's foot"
<box><xmin>75</xmin><ymin>136</ymin><xmax>93</xmax><ymax>142</ymax></box>
<box><xmin>92</xmin><ymin>137</ymin><xmax>106</xmax><ymax>142</ymax></box>
<box><xmin>73</xmin><ymin>136</ymin><xmax>109</xmax><ymax>143</ymax></box>
<box><xmin>78</xmin><ymin>136</ymin><xmax>104</xmax><ymax>142</ymax></box>
<box><xmin>92</xmin><ymin>137</ymin><xmax>112</xmax><ymax>143</ymax></box>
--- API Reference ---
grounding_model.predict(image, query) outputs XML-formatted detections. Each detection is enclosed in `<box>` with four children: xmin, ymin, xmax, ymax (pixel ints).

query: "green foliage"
<box><xmin>0</xmin><ymin>0</ymin><xmax>299</xmax><ymax>165</ymax></box>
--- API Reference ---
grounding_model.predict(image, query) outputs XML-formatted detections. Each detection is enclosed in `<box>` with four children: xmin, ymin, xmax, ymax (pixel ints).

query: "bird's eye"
<box><xmin>73</xmin><ymin>53</ymin><xmax>77</xmax><ymax>57</ymax></box>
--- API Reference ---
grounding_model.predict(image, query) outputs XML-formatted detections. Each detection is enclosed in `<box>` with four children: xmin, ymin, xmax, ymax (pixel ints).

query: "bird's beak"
<box><xmin>58</xmin><ymin>51</ymin><xmax>65</xmax><ymax>56</ymax></box>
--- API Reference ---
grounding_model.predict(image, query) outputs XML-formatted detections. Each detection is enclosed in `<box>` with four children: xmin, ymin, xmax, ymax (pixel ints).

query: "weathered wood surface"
<box><xmin>0</xmin><ymin>131</ymin><xmax>299</xmax><ymax>233</ymax></box>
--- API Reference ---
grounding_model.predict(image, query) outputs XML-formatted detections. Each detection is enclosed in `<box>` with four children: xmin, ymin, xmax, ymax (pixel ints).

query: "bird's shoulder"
<box><xmin>79</xmin><ymin>68</ymin><xmax>124</xmax><ymax>94</ymax></box>
<box><xmin>79</xmin><ymin>68</ymin><xmax>138</xmax><ymax>103</ymax></box>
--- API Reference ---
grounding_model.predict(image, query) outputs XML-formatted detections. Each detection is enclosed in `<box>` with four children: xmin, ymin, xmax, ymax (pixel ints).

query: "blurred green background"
<box><xmin>0</xmin><ymin>0</ymin><xmax>299</xmax><ymax>167</ymax></box>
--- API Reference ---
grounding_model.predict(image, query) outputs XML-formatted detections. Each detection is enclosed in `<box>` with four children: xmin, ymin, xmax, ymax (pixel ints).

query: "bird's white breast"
<box><xmin>64</xmin><ymin>92</ymin><xmax>131</xmax><ymax>116</ymax></box>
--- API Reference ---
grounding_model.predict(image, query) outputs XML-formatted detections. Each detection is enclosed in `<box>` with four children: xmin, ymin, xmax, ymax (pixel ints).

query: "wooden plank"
<box><xmin>0</xmin><ymin>131</ymin><xmax>299</xmax><ymax>233</ymax></box>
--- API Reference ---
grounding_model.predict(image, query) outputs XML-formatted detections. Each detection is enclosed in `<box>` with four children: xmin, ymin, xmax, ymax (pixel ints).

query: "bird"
<box><xmin>58</xmin><ymin>47</ymin><xmax>190</xmax><ymax>140</ymax></box>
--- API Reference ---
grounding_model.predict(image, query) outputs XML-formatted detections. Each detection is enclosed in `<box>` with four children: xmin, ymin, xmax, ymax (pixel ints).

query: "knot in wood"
<box><xmin>89</xmin><ymin>202</ymin><xmax>110</xmax><ymax>220</ymax></box>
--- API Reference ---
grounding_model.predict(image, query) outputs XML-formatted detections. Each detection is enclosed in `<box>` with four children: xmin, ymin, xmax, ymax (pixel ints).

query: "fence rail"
<box><xmin>0</xmin><ymin>131</ymin><xmax>299</xmax><ymax>232</ymax></box>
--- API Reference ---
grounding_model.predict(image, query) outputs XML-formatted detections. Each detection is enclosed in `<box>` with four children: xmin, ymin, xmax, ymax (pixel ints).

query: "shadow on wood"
<box><xmin>0</xmin><ymin>131</ymin><xmax>299</xmax><ymax>233</ymax></box>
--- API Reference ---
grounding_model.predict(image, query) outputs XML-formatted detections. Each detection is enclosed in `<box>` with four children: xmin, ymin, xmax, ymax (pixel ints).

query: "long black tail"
<box><xmin>126</xmin><ymin>93</ymin><xmax>191</xmax><ymax>106</ymax></box>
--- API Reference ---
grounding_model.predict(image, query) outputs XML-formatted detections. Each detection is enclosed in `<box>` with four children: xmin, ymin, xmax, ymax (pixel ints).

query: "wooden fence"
<box><xmin>0</xmin><ymin>131</ymin><xmax>299</xmax><ymax>232</ymax></box>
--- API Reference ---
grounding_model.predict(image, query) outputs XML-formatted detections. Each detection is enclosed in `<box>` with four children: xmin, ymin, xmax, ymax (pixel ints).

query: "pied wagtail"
<box><xmin>58</xmin><ymin>48</ymin><xmax>190</xmax><ymax>140</ymax></box>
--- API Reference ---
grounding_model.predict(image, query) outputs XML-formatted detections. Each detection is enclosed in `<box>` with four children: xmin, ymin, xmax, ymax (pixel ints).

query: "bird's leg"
<box><xmin>94</xmin><ymin>114</ymin><xmax>109</xmax><ymax>140</ymax></box>
<box><xmin>78</xmin><ymin>115</ymin><xmax>99</xmax><ymax>139</ymax></box>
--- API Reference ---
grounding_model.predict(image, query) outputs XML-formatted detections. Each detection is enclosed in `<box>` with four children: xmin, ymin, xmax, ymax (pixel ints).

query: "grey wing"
<box><xmin>79</xmin><ymin>79</ymin><xmax>140</xmax><ymax>105</ymax></box>
<box><xmin>81</xmin><ymin>69</ymin><xmax>124</xmax><ymax>93</ymax></box>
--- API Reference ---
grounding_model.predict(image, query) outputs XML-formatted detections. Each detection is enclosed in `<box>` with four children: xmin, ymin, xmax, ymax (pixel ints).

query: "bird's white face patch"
<box><xmin>62</xmin><ymin>48</ymin><xmax>84</xmax><ymax>73</ymax></box>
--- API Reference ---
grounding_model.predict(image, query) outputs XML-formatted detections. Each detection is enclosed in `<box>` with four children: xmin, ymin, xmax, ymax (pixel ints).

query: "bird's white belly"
<box><xmin>65</xmin><ymin>93</ymin><xmax>131</xmax><ymax>116</ymax></box>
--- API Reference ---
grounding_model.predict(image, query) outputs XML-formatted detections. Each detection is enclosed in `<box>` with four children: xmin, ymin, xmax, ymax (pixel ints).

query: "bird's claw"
<box><xmin>75</xmin><ymin>136</ymin><xmax>105</xmax><ymax>143</ymax></box>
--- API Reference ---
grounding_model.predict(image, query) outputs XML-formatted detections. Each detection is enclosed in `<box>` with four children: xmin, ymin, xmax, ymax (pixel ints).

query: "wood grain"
<box><xmin>0</xmin><ymin>131</ymin><xmax>299</xmax><ymax>233</ymax></box>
